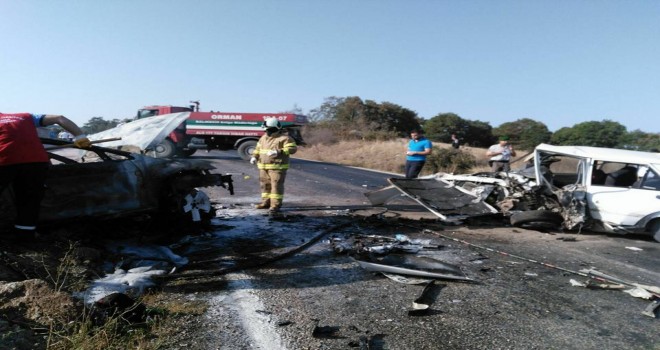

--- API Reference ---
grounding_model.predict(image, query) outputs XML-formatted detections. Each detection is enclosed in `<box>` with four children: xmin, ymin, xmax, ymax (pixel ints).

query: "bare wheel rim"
<box><xmin>181</xmin><ymin>189</ymin><xmax>211</xmax><ymax>222</ymax></box>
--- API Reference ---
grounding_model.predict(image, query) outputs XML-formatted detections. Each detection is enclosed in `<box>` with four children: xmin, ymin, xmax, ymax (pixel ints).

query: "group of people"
<box><xmin>253</xmin><ymin>126</ymin><xmax>514</xmax><ymax>210</ymax></box>
<box><xmin>404</xmin><ymin>131</ymin><xmax>516</xmax><ymax>178</ymax></box>
<box><xmin>1</xmin><ymin>110</ymin><xmax>517</xmax><ymax>240</ymax></box>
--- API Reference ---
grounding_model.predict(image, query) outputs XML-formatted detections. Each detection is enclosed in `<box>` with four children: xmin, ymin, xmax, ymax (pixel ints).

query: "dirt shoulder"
<box><xmin>1</xmin><ymin>206</ymin><xmax>659</xmax><ymax>349</ymax></box>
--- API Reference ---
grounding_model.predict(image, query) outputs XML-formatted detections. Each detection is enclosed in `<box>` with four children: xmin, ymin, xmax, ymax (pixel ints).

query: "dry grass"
<box><xmin>295</xmin><ymin>139</ymin><xmax>530</xmax><ymax>175</ymax></box>
<box><xmin>296</xmin><ymin>139</ymin><xmax>406</xmax><ymax>173</ymax></box>
<box><xmin>44</xmin><ymin>290</ymin><xmax>208</xmax><ymax>349</ymax></box>
<box><xmin>140</xmin><ymin>293</ymin><xmax>208</xmax><ymax>316</ymax></box>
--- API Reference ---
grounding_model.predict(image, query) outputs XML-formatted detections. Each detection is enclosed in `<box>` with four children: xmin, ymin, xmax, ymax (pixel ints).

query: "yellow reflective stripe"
<box><xmin>258</xmin><ymin>149</ymin><xmax>281</xmax><ymax>155</ymax></box>
<box><xmin>269</xmin><ymin>194</ymin><xmax>284</xmax><ymax>199</ymax></box>
<box><xmin>282</xmin><ymin>143</ymin><xmax>297</xmax><ymax>155</ymax></box>
<box><xmin>257</xmin><ymin>163</ymin><xmax>289</xmax><ymax>170</ymax></box>
<box><xmin>261</xmin><ymin>193</ymin><xmax>270</xmax><ymax>198</ymax></box>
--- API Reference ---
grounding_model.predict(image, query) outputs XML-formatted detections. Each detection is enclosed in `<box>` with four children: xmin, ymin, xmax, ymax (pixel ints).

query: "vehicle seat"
<box><xmin>591</xmin><ymin>169</ymin><xmax>606</xmax><ymax>185</ymax></box>
<box><xmin>604</xmin><ymin>166</ymin><xmax>637</xmax><ymax>187</ymax></box>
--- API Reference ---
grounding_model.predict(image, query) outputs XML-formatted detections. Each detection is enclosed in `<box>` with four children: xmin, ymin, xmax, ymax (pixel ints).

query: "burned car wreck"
<box><xmin>0</xmin><ymin>138</ymin><xmax>233</xmax><ymax>230</ymax></box>
<box><xmin>368</xmin><ymin>144</ymin><xmax>660</xmax><ymax>242</ymax></box>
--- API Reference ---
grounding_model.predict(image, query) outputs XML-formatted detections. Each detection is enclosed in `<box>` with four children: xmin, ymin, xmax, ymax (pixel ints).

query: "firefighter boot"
<box><xmin>269</xmin><ymin>199</ymin><xmax>282</xmax><ymax>214</ymax></box>
<box><xmin>255</xmin><ymin>199</ymin><xmax>270</xmax><ymax>210</ymax></box>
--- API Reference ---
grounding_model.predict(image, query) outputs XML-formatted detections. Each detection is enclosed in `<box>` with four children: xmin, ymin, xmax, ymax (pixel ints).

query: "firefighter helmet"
<box><xmin>262</xmin><ymin>117</ymin><xmax>281</xmax><ymax>129</ymax></box>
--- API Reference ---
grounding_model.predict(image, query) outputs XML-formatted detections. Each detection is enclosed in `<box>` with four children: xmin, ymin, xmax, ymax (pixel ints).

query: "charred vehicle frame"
<box><xmin>0</xmin><ymin>138</ymin><xmax>234</xmax><ymax>229</ymax></box>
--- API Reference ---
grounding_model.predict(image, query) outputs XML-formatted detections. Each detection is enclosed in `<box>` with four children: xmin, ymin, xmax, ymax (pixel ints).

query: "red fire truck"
<box><xmin>136</xmin><ymin>102</ymin><xmax>307</xmax><ymax>160</ymax></box>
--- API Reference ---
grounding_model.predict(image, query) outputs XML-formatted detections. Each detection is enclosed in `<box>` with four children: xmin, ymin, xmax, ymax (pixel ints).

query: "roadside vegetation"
<box><xmin>303</xmin><ymin>96</ymin><xmax>659</xmax><ymax>152</ymax></box>
<box><xmin>293</xmin><ymin>95</ymin><xmax>658</xmax><ymax>174</ymax></box>
<box><xmin>44</xmin><ymin>291</ymin><xmax>208</xmax><ymax>350</ymax></box>
<box><xmin>295</xmin><ymin>135</ymin><xmax>488</xmax><ymax>177</ymax></box>
<box><xmin>0</xmin><ymin>230</ymin><xmax>210</xmax><ymax>350</ymax></box>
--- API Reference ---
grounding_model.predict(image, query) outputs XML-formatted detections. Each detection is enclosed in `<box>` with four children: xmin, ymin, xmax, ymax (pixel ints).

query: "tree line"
<box><xmin>307</xmin><ymin>96</ymin><xmax>660</xmax><ymax>151</ymax></box>
<box><xmin>77</xmin><ymin>96</ymin><xmax>659</xmax><ymax>152</ymax></box>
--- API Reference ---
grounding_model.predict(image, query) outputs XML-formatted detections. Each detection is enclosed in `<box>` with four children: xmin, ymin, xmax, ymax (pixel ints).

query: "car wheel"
<box><xmin>650</xmin><ymin>220</ymin><xmax>660</xmax><ymax>243</ymax></box>
<box><xmin>179</xmin><ymin>189</ymin><xmax>215</xmax><ymax>222</ymax></box>
<box><xmin>153</xmin><ymin>139</ymin><xmax>178</xmax><ymax>158</ymax></box>
<box><xmin>237</xmin><ymin>140</ymin><xmax>258</xmax><ymax>161</ymax></box>
<box><xmin>510</xmin><ymin>210</ymin><xmax>563</xmax><ymax>229</ymax></box>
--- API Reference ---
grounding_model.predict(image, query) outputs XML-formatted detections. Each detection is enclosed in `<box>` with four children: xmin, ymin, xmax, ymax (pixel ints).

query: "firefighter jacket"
<box><xmin>254</xmin><ymin>131</ymin><xmax>297</xmax><ymax>170</ymax></box>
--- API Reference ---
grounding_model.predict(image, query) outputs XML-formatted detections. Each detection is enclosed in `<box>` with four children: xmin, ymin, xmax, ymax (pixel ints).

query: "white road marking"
<box><xmin>208</xmin><ymin>273</ymin><xmax>287</xmax><ymax>350</ymax></box>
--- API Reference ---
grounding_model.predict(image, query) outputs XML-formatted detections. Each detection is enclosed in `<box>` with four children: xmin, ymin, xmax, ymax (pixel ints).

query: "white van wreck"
<box><xmin>531</xmin><ymin>144</ymin><xmax>660</xmax><ymax>241</ymax></box>
<box><xmin>368</xmin><ymin>144</ymin><xmax>660</xmax><ymax>242</ymax></box>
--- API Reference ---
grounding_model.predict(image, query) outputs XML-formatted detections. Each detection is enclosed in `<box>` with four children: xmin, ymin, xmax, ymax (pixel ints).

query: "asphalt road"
<box><xmin>170</xmin><ymin>150</ymin><xmax>659</xmax><ymax>350</ymax></box>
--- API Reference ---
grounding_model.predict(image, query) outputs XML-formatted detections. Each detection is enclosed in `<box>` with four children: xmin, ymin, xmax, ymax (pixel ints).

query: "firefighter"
<box><xmin>250</xmin><ymin>117</ymin><xmax>298</xmax><ymax>214</ymax></box>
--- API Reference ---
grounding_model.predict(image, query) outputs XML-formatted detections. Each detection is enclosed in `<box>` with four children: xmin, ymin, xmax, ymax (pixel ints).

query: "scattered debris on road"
<box><xmin>408</xmin><ymin>280</ymin><xmax>439</xmax><ymax>316</ymax></box>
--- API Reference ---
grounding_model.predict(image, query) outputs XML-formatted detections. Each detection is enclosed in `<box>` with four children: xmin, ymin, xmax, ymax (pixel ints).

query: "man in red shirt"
<box><xmin>0</xmin><ymin>113</ymin><xmax>91</xmax><ymax>241</ymax></box>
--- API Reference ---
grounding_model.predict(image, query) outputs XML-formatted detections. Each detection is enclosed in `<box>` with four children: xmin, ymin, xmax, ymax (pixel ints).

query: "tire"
<box><xmin>153</xmin><ymin>139</ymin><xmax>178</xmax><ymax>158</ymax></box>
<box><xmin>510</xmin><ymin>210</ymin><xmax>563</xmax><ymax>229</ymax></box>
<box><xmin>650</xmin><ymin>220</ymin><xmax>660</xmax><ymax>243</ymax></box>
<box><xmin>237</xmin><ymin>140</ymin><xmax>258</xmax><ymax>161</ymax></box>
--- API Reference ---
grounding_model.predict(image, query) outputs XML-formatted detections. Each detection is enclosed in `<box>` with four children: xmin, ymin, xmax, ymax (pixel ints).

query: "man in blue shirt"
<box><xmin>405</xmin><ymin>129</ymin><xmax>432</xmax><ymax>178</ymax></box>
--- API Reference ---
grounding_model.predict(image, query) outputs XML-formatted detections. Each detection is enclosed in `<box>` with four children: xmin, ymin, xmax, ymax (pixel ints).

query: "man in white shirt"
<box><xmin>486</xmin><ymin>135</ymin><xmax>516</xmax><ymax>172</ymax></box>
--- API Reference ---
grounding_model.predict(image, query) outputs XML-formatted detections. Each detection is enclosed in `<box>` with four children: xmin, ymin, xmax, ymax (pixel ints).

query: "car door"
<box><xmin>587</xmin><ymin>162</ymin><xmax>660</xmax><ymax>226</ymax></box>
<box><xmin>40</xmin><ymin>149</ymin><xmax>145</xmax><ymax>222</ymax></box>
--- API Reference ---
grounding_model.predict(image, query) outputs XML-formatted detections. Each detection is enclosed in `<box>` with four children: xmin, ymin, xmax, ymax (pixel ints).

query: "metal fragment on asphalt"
<box><xmin>642</xmin><ymin>299</ymin><xmax>660</xmax><ymax>318</ymax></box>
<box><xmin>355</xmin><ymin>254</ymin><xmax>474</xmax><ymax>282</ymax></box>
<box><xmin>409</xmin><ymin>281</ymin><xmax>438</xmax><ymax>316</ymax></box>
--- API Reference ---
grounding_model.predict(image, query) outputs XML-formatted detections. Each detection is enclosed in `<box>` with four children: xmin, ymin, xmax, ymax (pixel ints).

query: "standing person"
<box><xmin>451</xmin><ymin>133</ymin><xmax>460</xmax><ymax>150</ymax></box>
<box><xmin>486</xmin><ymin>135</ymin><xmax>516</xmax><ymax>172</ymax></box>
<box><xmin>405</xmin><ymin>129</ymin><xmax>432</xmax><ymax>179</ymax></box>
<box><xmin>0</xmin><ymin>113</ymin><xmax>91</xmax><ymax>241</ymax></box>
<box><xmin>250</xmin><ymin>117</ymin><xmax>298</xmax><ymax>214</ymax></box>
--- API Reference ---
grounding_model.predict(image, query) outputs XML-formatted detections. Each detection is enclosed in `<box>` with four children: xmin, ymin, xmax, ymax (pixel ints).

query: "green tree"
<box><xmin>81</xmin><ymin>117</ymin><xmax>123</xmax><ymax>134</ymax></box>
<box><xmin>464</xmin><ymin>120</ymin><xmax>495</xmax><ymax>148</ymax></box>
<box><xmin>550</xmin><ymin>120</ymin><xmax>627</xmax><ymax>148</ymax></box>
<box><xmin>425</xmin><ymin>147</ymin><xmax>476</xmax><ymax>174</ymax></box>
<box><xmin>362</xmin><ymin>100</ymin><xmax>421</xmax><ymax>137</ymax></box>
<box><xmin>335</xmin><ymin>96</ymin><xmax>366</xmax><ymax>124</ymax></box>
<box><xmin>423</xmin><ymin>113</ymin><xmax>494</xmax><ymax>147</ymax></box>
<box><xmin>493</xmin><ymin>118</ymin><xmax>552</xmax><ymax>150</ymax></box>
<box><xmin>619</xmin><ymin>130</ymin><xmax>660</xmax><ymax>151</ymax></box>
<box><xmin>308</xmin><ymin>96</ymin><xmax>345</xmax><ymax>123</ymax></box>
<box><xmin>308</xmin><ymin>96</ymin><xmax>421</xmax><ymax>140</ymax></box>
<box><xmin>549</xmin><ymin>126</ymin><xmax>574</xmax><ymax>145</ymax></box>
<box><xmin>422</xmin><ymin>113</ymin><xmax>467</xmax><ymax>141</ymax></box>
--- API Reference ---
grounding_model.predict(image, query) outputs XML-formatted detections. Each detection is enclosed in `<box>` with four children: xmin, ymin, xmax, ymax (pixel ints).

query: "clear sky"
<box><xmin>1</xmin><ymin>0</ymin><xmax>658</xmax><ymax>132</ymax></box>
